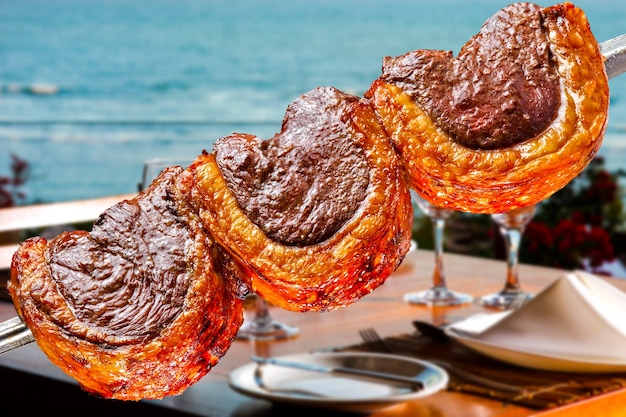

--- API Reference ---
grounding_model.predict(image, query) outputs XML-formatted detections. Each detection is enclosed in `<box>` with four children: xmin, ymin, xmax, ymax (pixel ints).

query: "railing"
<box><xmin>0</xmin><ymin>193</ymin><xmax>136</xmax><ymax>271</ymax></box>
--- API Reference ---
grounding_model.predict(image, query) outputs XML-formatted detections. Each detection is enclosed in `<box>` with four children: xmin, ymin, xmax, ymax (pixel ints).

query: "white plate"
<box><xmin>447</xmin><ymin>328</ymin><xmax>626</xmax><ymax>373</ymax></box>
<box><xmin>229</xmin><ymin>352</ymin><xmax>448</xmax><ymax>413</ymax></box>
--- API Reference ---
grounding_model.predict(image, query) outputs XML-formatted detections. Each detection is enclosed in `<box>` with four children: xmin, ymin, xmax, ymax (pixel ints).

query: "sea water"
<box><xmin>1</xmin><ymin>0</ymin><xmax>625</xmax><ymax>203</ymax></box>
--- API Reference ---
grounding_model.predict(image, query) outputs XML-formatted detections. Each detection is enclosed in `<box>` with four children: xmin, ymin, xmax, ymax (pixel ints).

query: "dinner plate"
<box><xmin>228</xmin><ymin>352</ymin><xmax>448</xmax><ymax>413</ymax></box>
<box><xmin>447</xmin><ymin>328</ymin><xmax>626</xmax><ymax>373</ymax></box>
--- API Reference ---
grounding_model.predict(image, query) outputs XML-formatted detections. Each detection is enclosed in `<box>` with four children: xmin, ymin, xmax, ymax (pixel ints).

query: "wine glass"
<box><xmin>404</xmin><ymin>192</ymin><xmax>473</xmax><ymax>306</ymax></box>
<box><xmin>140</xmin><ymin>157</ymin><xmax>191</xmax><ymax>191</ymax></box>
<box><xmin>479</xmin><ymin>204</ymin><xmax>537</xmax><ymax>309</ymax></box>
<box><xmin>236</xmin><ymin>294</ymin><xmax>300</xmax><ymax>341</ymax></box>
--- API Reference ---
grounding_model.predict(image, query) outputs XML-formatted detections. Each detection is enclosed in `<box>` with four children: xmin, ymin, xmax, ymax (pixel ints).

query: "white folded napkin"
<box><xmin>449</xmin><ymin>271</ymin><xmax>626</xmax><ymax>364</ymax></box>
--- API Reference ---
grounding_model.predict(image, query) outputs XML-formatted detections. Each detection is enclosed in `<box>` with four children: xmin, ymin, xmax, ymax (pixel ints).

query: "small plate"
<box><xmin>229</xmin><ymin>352</ymin><xmax>448</xmax><ymax>413</ymax></box>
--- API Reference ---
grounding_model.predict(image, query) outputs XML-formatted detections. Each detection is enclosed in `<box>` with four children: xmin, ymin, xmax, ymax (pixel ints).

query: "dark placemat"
<box><xmin>342</xmin><ymin>331</ymin><xmax>626</xmax><ymax>410</ymax></box>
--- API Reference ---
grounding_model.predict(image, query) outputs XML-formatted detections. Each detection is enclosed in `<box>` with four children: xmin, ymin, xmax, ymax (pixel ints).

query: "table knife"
<box><xmin>251</xmin><ymin>355</ymin><xmax>426</xmax><ymax>389</ymax></box>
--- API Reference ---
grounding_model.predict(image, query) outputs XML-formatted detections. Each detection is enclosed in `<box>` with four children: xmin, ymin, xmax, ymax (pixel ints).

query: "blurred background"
<box><xmin>1</xmin><ymin>0</ymin><xmax>625</xmax><ymax>273</ymax></box>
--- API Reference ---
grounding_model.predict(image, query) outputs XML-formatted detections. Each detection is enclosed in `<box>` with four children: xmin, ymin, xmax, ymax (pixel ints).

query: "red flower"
<box><xmin>0</xmin><ymin>153</ymin><xmax>29</xmax><ymax>208</ymax></box>
<box><xmin>524</xmin><ymin>221</ymin><xmax>553</xmax><ymax>253</ymax></box>
<box><xmin>521</xmin><ymin>219</ymin><xmax>616</xmax><ymax>273</ymax></box>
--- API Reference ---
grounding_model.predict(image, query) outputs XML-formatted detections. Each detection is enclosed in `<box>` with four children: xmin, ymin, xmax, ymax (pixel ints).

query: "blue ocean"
<box><xmin>1</xmin><ymin>0</ymin><xmax>625</xmax><ymax>204</ymax></box>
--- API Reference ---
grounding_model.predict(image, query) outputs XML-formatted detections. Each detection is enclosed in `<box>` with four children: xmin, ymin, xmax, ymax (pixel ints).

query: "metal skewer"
<box><xmin>601</xmin><ymin>34</ymin><xmax>626</xmax><ymax>79</ymax></box>
<box><xmin>0</xmin><ymin>316</ymin><xmax>34</xmax><ymax>354</ymax></box>
<box><xmin>0</xmin><ymin>34</ymin><xmax>625</xmax><ymax>356</ymax></box>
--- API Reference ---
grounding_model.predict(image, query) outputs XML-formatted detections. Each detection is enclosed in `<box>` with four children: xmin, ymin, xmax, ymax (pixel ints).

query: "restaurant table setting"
<box><xmin>447</xmin><ymin>270</ymin><xmax>626</xmax><ymax>373</ymax></box>
<box><xmin>4</xmin><ymin>249</ymin><xmax>626</xmax><ymax>416</ymax></box>
<box><xmin>229</xmin><ymin>352</ymin><xmax>448</xmax><ymax>413</ymax></box>
<box><xmin>331</xmin><ymin>270</ymin><xmax>626</xmax><ymax>412</ymax></box>
<box><xmin>215</xmin><ymin>268</ymin><xmax>626</xmax><ymax>414</ymax></box>
<box><xmin>340</xmin><ymin>328</ymin><xmax>626</xmax><ymax>411</ymax></box>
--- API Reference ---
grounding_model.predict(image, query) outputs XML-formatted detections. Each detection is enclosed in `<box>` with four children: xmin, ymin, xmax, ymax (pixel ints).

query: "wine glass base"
<box><xmin>236</xmin><ymin>320</ymin><xmax>300</xmax><ymax>341</ymax></box>
<box><xmin>404</xmin><ymin>288</ymin><xmax>473</xmax><ymax>307</ymax></box>
<box><xmin>478</xmin><ymin>291</ymin><xmax>531</xmax><ymax>310</ymax></box>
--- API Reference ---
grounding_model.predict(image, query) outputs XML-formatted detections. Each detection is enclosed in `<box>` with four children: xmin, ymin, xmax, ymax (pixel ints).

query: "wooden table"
<box><xmin>2</xmin><ymin>249</ymin><xmax>625</xmax><ymax>416</ymax></box>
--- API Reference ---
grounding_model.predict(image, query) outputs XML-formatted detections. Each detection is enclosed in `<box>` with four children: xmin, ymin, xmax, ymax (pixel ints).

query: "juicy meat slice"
<box><xmin>366</xmin><ymin>2</ymin><xmax>608</xmax><ymax>214</ymax></box>
<box><xmin>214</xmin><ymin>87</ymin><xmax>369</xmax><ymax>246</ymax></box>
<box><xmin>9</xmin><ymin>167</ymin><xmax>245</xmax><ymax>400</ymax></box>
<box><xmin>380</xmin><ymin>2</ymin><xmax>560</xmax><ymax>150</ymax></box>
<box><xmin>7</xmin><ymin>2</ymin><xmax>610</xmax><ymax>403</ymax></box>
<box><xmin>181</xmin><ymin>86</ymin><xmax>414</xmax><ymax>312</ymax></box>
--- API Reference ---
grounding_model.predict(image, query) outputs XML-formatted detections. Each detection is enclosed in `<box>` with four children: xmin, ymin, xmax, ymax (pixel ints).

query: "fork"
<box><xmin>357</xmin><ymin>327</ymin><xmax>527</xmax><ymax>395</ymax></box>
<box><xmin>358</xmin><ymin>328</ymin><xmax>392</xmax><ymax>353</ymax></box>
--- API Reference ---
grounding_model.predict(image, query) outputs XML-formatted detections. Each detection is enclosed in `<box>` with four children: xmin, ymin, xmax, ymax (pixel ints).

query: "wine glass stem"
<box><xmin>431</xmin><ymin>217</ymin><xmax>447</xmax><ymax>290</ymax></box>
<box><xmin>502</xmin><ymin>227</ymin><xmax>522</xmax><ymax>292</ymax></box>
<box><xmin>253</xmin><ymin>296</ymin><xmax>272</xmax><ymax>328</ymax></box>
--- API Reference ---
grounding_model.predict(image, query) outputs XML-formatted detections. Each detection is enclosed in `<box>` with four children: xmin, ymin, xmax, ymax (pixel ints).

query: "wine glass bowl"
<box><xmin>479</xmin><ymin>204</ymin><xmax>537</xmax><ymax>309</ymax></box>
<box><xmin>140</xmin><ymin>158</ymin><xmax>191</xmax><ymax>191</ymax></box>
<box><xmin>404</xmin><ymin>192</ymin><xmax>473</xmax><ymax>306</ymax></box>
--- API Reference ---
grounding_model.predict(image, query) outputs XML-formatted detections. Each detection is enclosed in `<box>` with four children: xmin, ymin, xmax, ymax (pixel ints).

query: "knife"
<box><xmin>251</xmin><ymin>355</ymin><xmax>426</xmax><ymax>389</ymax></box>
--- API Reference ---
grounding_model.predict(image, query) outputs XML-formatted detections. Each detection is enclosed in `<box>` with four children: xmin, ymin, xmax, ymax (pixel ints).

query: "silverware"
<box><xmin>359</xmin><ymin>328</ymin><xmax>392</xmax><ymax>353</ymax></box>
<box><xmin>253</xmin><ymin>365</ymin><xmax>327</xmax><ymax>398</ymax></box>
<box><xmin>251</xmin><ymin>355</ymin><xmax>425</xmax><ymax>390</ymax></box>
<box><xmin>358</xmin><ymin>327</ymin><xmax>527</xmax><ymax>395</ymax></box>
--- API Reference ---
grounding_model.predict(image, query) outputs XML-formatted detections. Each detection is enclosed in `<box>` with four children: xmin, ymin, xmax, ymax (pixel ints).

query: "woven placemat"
<box><xmin>342</xmin><ymin>331</ymin><xmax>626</xmax><ymax>409</ymax></box>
